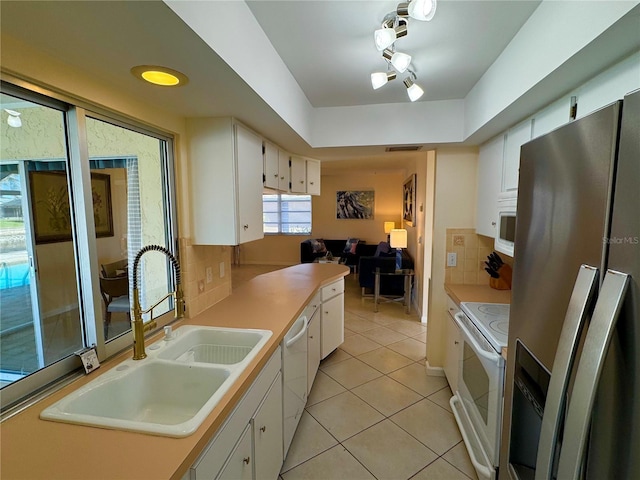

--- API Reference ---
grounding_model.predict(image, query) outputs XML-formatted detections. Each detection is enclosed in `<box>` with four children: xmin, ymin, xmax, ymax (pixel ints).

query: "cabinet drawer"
<box><xmin>321</xmin><ymin>278</ymin><xmax>344</xmax><ymax>301</ymax></box>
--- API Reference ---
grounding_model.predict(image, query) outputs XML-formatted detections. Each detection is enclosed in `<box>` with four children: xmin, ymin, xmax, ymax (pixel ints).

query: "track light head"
<box><xmin>371</xmin><ymin>71</ymin><xmax>397</xmax><ymax>90</ymax></box>
<box><xmin>408</xmin><ymin>0</ymin><xmax>437</xmax><ymax>21</ymax></box>
<box><xmin>374</xmin><ymin>21</ymin><xmax>408</xmax><ymax>51</ymax></box>
<box><xmin>382</xmin><ymin>48</ymin><xmax>412</xmax><ymax>73</ymax></box>
<box><xmin>403</xmin><ymin>76</ymin><xmax>424</xmax><ymax>101</ymax></box>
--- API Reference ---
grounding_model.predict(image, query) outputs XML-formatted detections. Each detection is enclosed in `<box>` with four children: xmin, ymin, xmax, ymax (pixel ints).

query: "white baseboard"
<box><xmin>425</xmin><ymin>360</ymin><xmax>445</xmax><ymax>377</ymax></box>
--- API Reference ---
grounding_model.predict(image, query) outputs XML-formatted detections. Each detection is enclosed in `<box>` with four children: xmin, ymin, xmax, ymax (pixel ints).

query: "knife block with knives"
<box><xmin>485</xmin><ymin>252</ymin><xmax>512</xmax><ymax>290</ymax></box>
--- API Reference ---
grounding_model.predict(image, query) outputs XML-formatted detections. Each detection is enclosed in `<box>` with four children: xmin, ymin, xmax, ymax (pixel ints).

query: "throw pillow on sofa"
<box><xmin>310</xmin><ymin>239</ymin><xmax>327</xmax><ymax>254</ymax></box>
<box><xmin>374</xmin><ymin>241</ymin><xmax>394</xmax><ymax>257</ymax></box>
<box><xmin>343</xmin><ymin>238</ymin><xmax>359</xmax><ymax>255</ymax></box>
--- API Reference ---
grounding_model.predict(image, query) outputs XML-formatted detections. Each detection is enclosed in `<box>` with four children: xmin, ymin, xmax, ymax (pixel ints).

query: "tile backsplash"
<box><xmin>444</xmin><ymin>228</ymin><xmax>513</xmax><ymax>286</ymax></box>
<box><xmin>179</xmin><ymin>238</ymin><xmax>232</xmax><ymax>317</ymax></box>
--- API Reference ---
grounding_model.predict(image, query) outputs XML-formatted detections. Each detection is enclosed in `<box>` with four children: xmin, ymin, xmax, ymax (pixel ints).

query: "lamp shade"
<box><xmin>371</xmin><ymin>71</ymin><xmax>396</xmax><ymax>90</ymax></box>
<box><xmin>404</xmin><ymin>77</ymin><xmax>424</xmax><ymax>102</ymax></box>
<box><xmin>382</xmin><ymin>49</ymin><xmax>412</xmax><ymax>74</ymax></box>
<box><xmin>408</xmin><ymin>0</ymin><xmax>437</xmax><ymax>21</ymax></box>
<box><xmin>374</xmin><ymin>27</ymin><xmax>397</xmax><ymax>51</ymax></box>
<box><xmin>390</xmin><ymin>229</ymin><xmax>408</xmax><ymax>248</ymax></box>
<box><xmin>384</xmin><ymin>221</ymin><xmax>395</xmax><ymax>234</ymax></box>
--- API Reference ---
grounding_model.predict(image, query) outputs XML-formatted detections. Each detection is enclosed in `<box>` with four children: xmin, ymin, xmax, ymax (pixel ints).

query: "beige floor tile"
<box><xmin>442</xmin><ymin>443</ymin><xmax>478</xmax><ymax>480</ymax></box>
<box><xmin>343</xmin><ymin>420</ymin><xmax>438</xmax><ymax>480</ymax></box>
<box><xmin>386</xmin><ymin>319</ymin><xmax>427</xmax><ymax>337</ymax></box>
<box><xmin>338</xmin><ymin>334</ymin><xmax>382</xmax><ymax>356</ymax></box>
<box><xmin>318</xmin><ymin>348</ymin><xmax>352</xmax><ymax>369</ymax></box>
<box><xmin>370</xmin><ymin>313</ymin><xmax>402</xmax><ymax>326</ymax></box>
<box><xmin>410</xmin><ymin>457</ymin><xmax>471</xmax><ymax>480</ymax></box>
<box><xmin>282</xmin><ymin>411</ymin><xmax>339</xmax><ymax>472</ymax></box>
<box><xmin>306</xmin><ymin>370</ymin><xmax>347</xmax><ymax>406</ymax></box>
<box><xmin>428</xmin><ymin>386</ymin><xmax>453</xmax><ymax>413</ymax></box>
<box><xmin>281</xmin><ymin>445</ymin><xmax>376</xmax><ymax>480</ymax></box>
<box><xmin>387</xmin><ymin>337</ymin><xmax>427</xmax><ymax>362</ymax></box>
<box><xmin>357</xmin><ymin>347</ymin><xmax>414</xmax><ymax>374</ymax></box>
<box><xmin>344</xmin><ymin>327</ymin><xmax>357</xmax><ymax>338</ymax></box>
<box><xmin>359</xmin><ymin>326</ymin><xmax>408</xmax><ymax>346</ymax></box>
<box><xmin>306</xmin><ymin>391</ymin><xmax>385</xmax><ymax>442</ymax></box>
<box><xmin>389</xmin><ymin>364</ymin><xmax>449</xmax><ymax>396</ymax></box>
<box><xmin>391</xmin><ymin>399</ymin><xmax>462</xmax><ymax>455</ymax></box>
<box><xmin>352</xmin><ymin>376</ymin><xmax>423</xmax><ymax>417</ymax></box>
<box><xmin>413</xmin><ymin>330</ymin><xmax>427</xmax><ymax>343</ymax></box>
<box><xmin>321</xmin><ymin>357</ymin><xmax>383</xmax><ymax>389</ymax></box>
<box><xmin>344</xmin><ymin>314</ymin><xmax>378</xmax><ymax>333</ymax></box>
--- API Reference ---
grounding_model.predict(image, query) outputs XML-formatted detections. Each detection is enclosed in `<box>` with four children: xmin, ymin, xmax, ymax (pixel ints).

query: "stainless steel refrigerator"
<box><xmin>499</xmin><ymin>89</ymin><xmax>639</xmax><ymax>480</ymax></box>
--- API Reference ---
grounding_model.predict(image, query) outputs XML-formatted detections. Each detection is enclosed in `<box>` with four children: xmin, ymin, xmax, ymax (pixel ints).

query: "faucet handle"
<box><xmin>164</xmin><ymin>326</ymin><xmax>174</xmax><ymax>341</ymax></box>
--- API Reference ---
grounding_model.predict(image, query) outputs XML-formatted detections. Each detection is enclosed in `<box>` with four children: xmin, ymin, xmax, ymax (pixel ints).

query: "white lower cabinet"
<box><xmin>188</xmin><ymin>348</ymin><xmax>282</xmax><ymax>480</ymax></box>
<box><xmin>217</xmin><ymin>425</ymin><xmax>252</xmax><ymax>480</ymax></box>
<box><xmin>444</xmin><ymin>296</ymin><xmax>462</xmax><ymax>393</ymax></box>
<box><xmin>321</xmin><ymin>278</ymin><xmax>345</xmax><ymax>359</ymax></box>
<box><xmin>307</xmin><ymin>311</ymin><xmax>321</xmax><ymax>395</ymax></box>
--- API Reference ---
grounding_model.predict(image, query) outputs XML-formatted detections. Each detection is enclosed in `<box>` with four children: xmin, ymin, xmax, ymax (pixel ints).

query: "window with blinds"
<box><xmin>263</xmin><ymin>194</ymin><xmax>312</xmax><ymax>234</ymax></box>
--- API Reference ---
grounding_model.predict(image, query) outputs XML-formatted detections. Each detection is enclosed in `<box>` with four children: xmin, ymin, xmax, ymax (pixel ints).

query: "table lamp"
<box><xmin>389</xmin><ymin>229</ymin><xmax>407</xmax><ymax>270</ymax></box>
<box><xmin>384</xmin><ymin>222</ymin><xmax>395</xmax><ymax>242</ymax></box>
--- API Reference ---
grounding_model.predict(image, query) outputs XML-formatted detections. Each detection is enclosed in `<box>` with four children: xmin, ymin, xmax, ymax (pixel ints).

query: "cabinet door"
<box><xmin>321</xmin><ymin>293</ymin><xmax>344</xmax><ymax>359</ymax></box>
<box><xmin>444</xmin><ymin>311</ymin><xmax>461</xmax><ymax>393</ymax></box>
<box><xmin>278</xmin><ymin>150</ymin><xmax>290</xmax><ymax>192</ymax></box>
<box><xmin>236</xmin><ymin>124</ymin><xmax>265</xmax><ymax>244</ymax></box>
<box><xmin>264</xmin><ymin>141</ymin><xmax>279</xmax><ymax>190</ymax></box>
<box><xmin>503</xmin><ymin>120</ymin><xmax>532</xmax><ymax>192</ymax></box>
<box><xmin>307</xmin><ymin>313</ymin><xmax>321</xmax><ymax>394</ymax></box>
<box><xmin>290</xmin><ymin>156</ymin><xmax>306</xmax><ymax>193</ymax></box>
<box><xmin>476</xmin><ymin>135</ymin><xmax>504</xmax><ymax>238</ymax></box>
<box><xmin>216</xmin><ymin>425</ymin><xmax>253</xmax><ymax>480</ymax></box>
<box><xmin>253</xmin><ymin>374</ymin><xmax>283</xmax><ymax>480</ymax></box>
<box><xmin>306</xmin><ymin>159</ymin><xmax>321</xmax><ymax>195</ymax></box>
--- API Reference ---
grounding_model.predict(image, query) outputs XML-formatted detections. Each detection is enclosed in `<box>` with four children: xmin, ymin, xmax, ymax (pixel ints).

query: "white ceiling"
<box><xmin>1</xmin><ymin>1</ymin><xmax>638</xmax><ymax>171</ymax></box>
<box><xmin>246</xmin><ymin>0</ymin><xmax>540</xmax><ymax>107</ymax></box>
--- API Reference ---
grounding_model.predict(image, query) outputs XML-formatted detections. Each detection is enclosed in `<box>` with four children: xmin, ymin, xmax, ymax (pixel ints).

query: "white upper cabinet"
<box><xmin>187</xmin><ymin>118</ymin><xmax>264</xmax><ymax>245</ymax></box>
<box><xmin>306</xmin><ymin>159</ymin><xmax>321</xmax><ymax>196</ymax></box>
<box><xmin>264</xmin><ymin>141</ymin><xmax>291</xmax><ymax>192</ymax></box>
<box><xmin>476</xmin><ymin>134</ymin><xmax>505</xmax><ymax>238</ymax></box>
<box><xmin>290</xmin><ymin>156</ymin><xmax>321</xmax><ymax>195</ymax></box>
<box><xmin>502</xmin><ymin>119</ymin><xmax>532</xmax><ymax>192</ymax></box>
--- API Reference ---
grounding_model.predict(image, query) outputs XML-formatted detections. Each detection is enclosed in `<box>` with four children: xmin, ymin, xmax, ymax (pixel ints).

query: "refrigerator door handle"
<box><xmin>556</xmin><ymin>269</ymin><xmax>630</xmax><ymax>480</ymax></box>
<box><xmin>535</xmin><ymin>265</ymin><xmax>599</xmax><ymax>480</ymax></box>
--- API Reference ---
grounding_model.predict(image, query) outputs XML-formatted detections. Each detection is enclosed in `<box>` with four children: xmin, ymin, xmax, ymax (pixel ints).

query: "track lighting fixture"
<box><xmin>404</xmin><ymin>74</ymin><xmax>424</xmax><ymax>101</ymax></box>
<box><xmin>371</xmin><ymin>70</ymin><xmax>397</xmax><ymax>90</ymax></box>
<box><xmin>382</xmin><ymin>48</ymin><xmax>412</xmax><ymax>73</ymax></box>
<box><xmin>373</xmin><ymin>18</ymin><xmax>407</xmax><ymax>51</ymax></box>
<box><xmin>370</xmin><ymin>0</ymin><xmax>436</xmax><ymax>101</ymax></box>
<box><xmin>408</xmin><ymin>0</ymin><xmax>437</xmax><ymax>21</ymax></box>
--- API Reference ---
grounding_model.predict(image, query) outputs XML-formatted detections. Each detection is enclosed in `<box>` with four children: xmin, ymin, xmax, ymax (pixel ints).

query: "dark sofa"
<box><xmin>359</xmin><ymin>247</ymin><xmax>414</xmax><ymax>297</ymax></box>
<box><xmin>300</xmin><ymin>239</ymin><xmax>377</xmax><ymax>271</ymax></box>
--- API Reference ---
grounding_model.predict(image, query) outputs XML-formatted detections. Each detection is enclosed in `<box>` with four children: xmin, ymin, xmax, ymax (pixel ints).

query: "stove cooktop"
<box><xmin>460</xmin><ymin>302</ymin><xmax>510</xmax><ymax>351</ymax></box>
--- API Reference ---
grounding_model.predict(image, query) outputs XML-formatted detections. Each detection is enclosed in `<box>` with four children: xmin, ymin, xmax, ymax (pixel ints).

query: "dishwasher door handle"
<box><xmin>286</xmin><ymin>315</ymin><xmax>308</xmax><ymax>347</ymax></box>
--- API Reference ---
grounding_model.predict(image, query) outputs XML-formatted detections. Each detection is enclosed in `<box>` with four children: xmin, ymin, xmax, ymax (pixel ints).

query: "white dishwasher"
<box><xmin>282</xmin><ymin>310</ymin><xmax>309</xmax><ymax>457</ymax></box>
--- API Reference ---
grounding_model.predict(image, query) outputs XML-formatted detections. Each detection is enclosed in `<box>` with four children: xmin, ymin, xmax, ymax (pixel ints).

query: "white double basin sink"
<box><xmin>40</xmin><ymin>326</ymin><xmax>272</xmax><ymax>437</ymax></box>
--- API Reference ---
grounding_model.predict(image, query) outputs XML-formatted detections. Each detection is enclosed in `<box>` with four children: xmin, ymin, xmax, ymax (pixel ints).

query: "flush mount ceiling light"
<box><xmin>404</xmin><ymin>74</ymin><xmax>424</xmax><ymax>102</ymax></box>
<box><xmin>4</xmin><ymin>109</ymin><xmax>22</xmax><ymax>128</ymax></box>
<box><xmin>130</xmin><ymin>65</ymin><xmax>189</xmax><ymax>87</ymax></box>
<box><xmin>371</xmin><ymin>70</ymin><xmax>397</xmax><ymax>90</ymax></box>
<box><xmin>370</xmin><ymin>0</ymin><xmax>435</xmax><ymax>101</ymax></box>
<box><xmin>382</xmin><ymin>48</ymin><xmax>412</xmax><ymax>74</ymax></box>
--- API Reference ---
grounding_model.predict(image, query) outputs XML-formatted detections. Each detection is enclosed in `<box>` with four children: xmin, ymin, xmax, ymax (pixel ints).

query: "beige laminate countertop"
<box><xmin>444</xmin><ymin>283</ymin><xmax>512</xmax><ymax>306</ymax></box>
<box><xmin>0</xmin><ymin>263</ymin><xmax>349</xmax><ymax>480</ymax></box>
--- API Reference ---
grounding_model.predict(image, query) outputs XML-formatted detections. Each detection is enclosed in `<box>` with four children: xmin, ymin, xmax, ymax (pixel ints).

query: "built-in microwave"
<box><xmin>495</xmin><ymin>193</ymin><xmax>517</xmax><ymax>257</ymax></box>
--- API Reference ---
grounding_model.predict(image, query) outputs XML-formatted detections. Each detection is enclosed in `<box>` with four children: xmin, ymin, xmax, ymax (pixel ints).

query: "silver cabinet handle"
<box><xmin>243</xmin><ymin>224</ymin><xmax>248</xmax><ymax>230</ymax></box>
<box><xmin>243</xmin><ymin>457</ymin><xmax>250</xmax><ymax>465</ymax></box>
<box><xmin>556</xmin><ymin>269</ymin><xmax>629</xmax><ymax>480</ymax></box>
<box><xmin>310</xmin><ymin>181</ymin><xmax>314</xmax><ymax>185</ymax></box>
<box><xmin>274</xmin><ymin>173</ymin><xmax>278</xmax><ymax>177</ymax></box>
<box><xmin>260</xmin><ymin>425</ymin><xmax>266</xmax><ymax>433</ymax></box>
<box><xmin>535</xmin><ymin>265</ymin><xmax>599</xmax><ymax>480</ymax></box>
<box><xmin>280</xmin><ymin>176</ymin><xmax>285</xmax><ymax>180</ymax></box>
<box><xmin>491</xmin><ymin>221</ymin><xmax>496</xmax><ymax>226</ymax></box>
<box><xmin>300</xmin><ymin>180</ymin><xmax>304</xmax><ymax>184</ymax></box>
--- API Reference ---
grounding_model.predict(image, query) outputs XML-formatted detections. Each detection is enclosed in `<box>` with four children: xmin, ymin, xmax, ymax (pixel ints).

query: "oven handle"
<box><xmin>450</xmin><ymin>394</ymin><xmax>493</xmax><ymax>479</ymax></box>
<box><xmin>453</xmin><ymin>312</ymin><xmax>502</xmax><ymax>363</ymax></box>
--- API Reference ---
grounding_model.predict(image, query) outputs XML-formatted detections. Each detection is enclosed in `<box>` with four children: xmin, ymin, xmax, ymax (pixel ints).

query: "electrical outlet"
<box><xmin>205</xmin><ymin>266</ymin><xmax>213</xmax><ymax>284</ymax></box>
<box><xmin>219</xmin><ymin>262</ymin><xmax>225</xmax><ymax>278</ymax></box>
<box><xmin>447</xmin><ymin>252</ymin><xmax>457</xmax><ymax>267</ymax></box>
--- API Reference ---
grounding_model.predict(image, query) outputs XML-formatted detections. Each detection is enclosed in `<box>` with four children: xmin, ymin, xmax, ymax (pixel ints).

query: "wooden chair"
<box><xmin>100</xmin><ymin>259</ymin><xmax>128</xmax><ymax>278</ymax></box>
<box><xmin>99</xmin><ymin>275</ymin><xmax>130</xmax><ymax>339</ymax></box>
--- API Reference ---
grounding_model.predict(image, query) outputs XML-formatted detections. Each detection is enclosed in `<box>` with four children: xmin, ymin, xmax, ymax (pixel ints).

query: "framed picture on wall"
<box><xmin>30</xmin><ymin>171</ymin><xmax>114</xmax><ymax>243</ymax></box>
<box><xmin>403</xmin><ymin>174</ymin><xmax>416</xmax><ymax>226</ymax></box>
<box><xmin>336</xmin><ymin>190</ymin><xmax>374</xmax><ymax>219</ymax></box>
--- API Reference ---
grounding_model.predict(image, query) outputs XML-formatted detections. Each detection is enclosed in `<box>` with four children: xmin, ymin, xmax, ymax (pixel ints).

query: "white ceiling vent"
<box><xmin>385</xmin><ymin>145</ymin><xmax>422</xmax><ymax>152</ymax></box>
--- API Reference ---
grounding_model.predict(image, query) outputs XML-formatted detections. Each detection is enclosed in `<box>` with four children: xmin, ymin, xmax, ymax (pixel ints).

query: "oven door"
<box><xmin>452</xmin><ymin>312</ymin><xmax>505</xmax><ymax>472</ymax></box>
